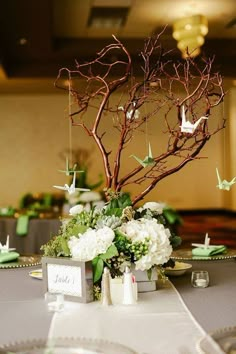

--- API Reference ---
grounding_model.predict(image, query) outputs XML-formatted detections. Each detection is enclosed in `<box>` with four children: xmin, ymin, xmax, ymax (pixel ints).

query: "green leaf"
<box><xmin>105</xmin><ymin>193</ymin><xmax>132</xmax><ymax>214</ymax></box>
<box><xmin>92</xmin><ymin>257</ymin><xmax>104</xmax><ymax>283</ymax></box>
<box><xmin>105</xmin><ymin>207</ymin><xmax>122</xmax><ymax>217</ymax></box>
<box><xmin>115</xmin><ymin>229</ymin><xmax>127</xmax><ymax>238</ymax></box>
<box><xmin>114</xmin><ymin>230</ymin><xmax>131</xmax><ymax>253</ymax></box>
<box><xmin>60</xmin><ymin>237</ymin><xmax>70</xmax><ymax>256</ymax></box>
<box><xmin>163</xmin><ymin>208</ymin><xmax>183</xmax><ymax>225</ymax></box>
<box><xmin>70</xmin><ymin>224</ymin><xmax>88</xmax><ymax>236</ymax></box>
<box><xmin>99</xmin><ymin>244</ymin><xmax>118</xmax><ymax>260</ymax></box>
<box><xmin>170</xmin><ymin>235</ymin><xmax>182</xmax><ymax>248</ymax></box>
<box><xmin>118</xmin><ymin>193</ymin><xmax>132</xmax><ymax>208</ymax></box>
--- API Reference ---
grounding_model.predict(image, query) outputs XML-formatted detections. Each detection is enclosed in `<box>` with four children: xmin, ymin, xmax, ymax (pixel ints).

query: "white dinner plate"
<box><xmin>29</xmin><ymin>268</ymin><xmax>43</xmax><ymax>280</ymax></box>
<box><xmin>164</xmin><ymin>261</ymin><xmax>192</xmax><ymax>276</ymax></box>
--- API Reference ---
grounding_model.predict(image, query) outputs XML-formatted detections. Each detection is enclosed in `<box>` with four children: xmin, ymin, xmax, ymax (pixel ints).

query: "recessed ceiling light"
<box><xmin>18</xmin><ymin>38</ymin><xmax>28</xmax><ymax>46</ymax></box>
<box><xmin>87</xmin><ymin>6</ymin><xmax>130</xmax><ymax>29</ymax></box>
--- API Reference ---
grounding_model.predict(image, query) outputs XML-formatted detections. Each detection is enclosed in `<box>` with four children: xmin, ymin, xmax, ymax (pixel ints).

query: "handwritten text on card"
<box><xmin>47</xmin><ymin>264</ymin><xmax>82</xmax><ymax>296</ymax></box>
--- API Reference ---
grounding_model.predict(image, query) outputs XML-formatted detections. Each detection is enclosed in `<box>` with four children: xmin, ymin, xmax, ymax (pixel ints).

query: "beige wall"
<box><xmin>227</xmin><ymin>87</ymin><xmax>236</xmax><ymax>210</ymax></box>
<box><xmin>0</xmin><ymin>82</ymin><xmax>235</xmax><ymax>210</ymax></box>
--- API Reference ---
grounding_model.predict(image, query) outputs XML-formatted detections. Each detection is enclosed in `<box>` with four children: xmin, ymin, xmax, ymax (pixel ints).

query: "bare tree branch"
<box><xmin>55</xmin><ymin>30</ymin><xmax>225</xmax><ymax>205</ymax></box>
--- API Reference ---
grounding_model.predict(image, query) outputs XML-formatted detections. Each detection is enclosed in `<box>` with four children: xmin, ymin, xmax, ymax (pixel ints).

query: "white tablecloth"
<box><xmin>48</xmin><ymin>280</ymin><xmax>223</xmax><ymax>354</ymax></box>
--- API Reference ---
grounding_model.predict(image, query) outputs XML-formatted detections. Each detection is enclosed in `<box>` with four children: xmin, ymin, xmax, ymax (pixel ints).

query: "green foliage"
<box><xmin>99</xmin><ymin>244</ymin><xmax>118</xmax><ymax>260</ymax></box>
<box><xmin>163</xmin><ymin>207</ymin><xmax>183</xmax><ymax>225</ymax></box>
<box><xmin>114</xmin><ymin>229</ymin><xmax>132</xmax><ymax>254</ymax></box>
<box><xmin>127</xmin><ymin>238</ymin><xmax>149</xmax><ymax>261</ymax></box>
<box><xmin>105</xmin><ymin>192</ymin><xmax>132</xmax><ymax>217</ymax></box>
<box><xmin>92</xmin><ymin>244</ymin><xmax>118</xmax><ymax>283</ymax></box>
<box><xmin>40</xmin><ymin>235</ymin><xmax>70</xmax><ymax>257</ymax></box>
<box><xmin>92</xmin><ymin>257</ymin><xmax>104</xmax><ymax>283</ymax></box>
<box><xmin>170</xmin><ymin>234</ymin><xmax>182</xmax><ymax>248</ymax></box>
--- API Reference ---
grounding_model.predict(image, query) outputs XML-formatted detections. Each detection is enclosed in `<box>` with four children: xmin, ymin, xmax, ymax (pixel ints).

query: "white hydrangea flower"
<box><xmin>68</xmin><ymin>226</ymin><xmax>115</xmax><ymax>261</ymax></box>
<box><xmin>69</xmin><ymin>204</ymin><xmax>84</xmax><ymax>216</ymax></box>
<box><xmin>119</xmin><ymin>218</ymin><xmax>172</xmax><ymax>271</ymax></box>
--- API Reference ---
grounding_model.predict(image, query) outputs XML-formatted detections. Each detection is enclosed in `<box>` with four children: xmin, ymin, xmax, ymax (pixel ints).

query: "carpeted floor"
<box><xmin>176</xmin><ymin>209</ymin><xmax>236</xmax><ymax>248</ymax></box>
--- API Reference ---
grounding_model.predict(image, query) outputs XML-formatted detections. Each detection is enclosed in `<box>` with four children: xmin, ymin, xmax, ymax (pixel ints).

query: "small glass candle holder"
<box><xmin>191</xmin><ymin>270</ymin><xmax>209</xmax><ymax>288</ymax></box>
<box><xmin>44</xmin><ymin>292</ymin><xmax>64</xmax><ymax>312</ymax></box>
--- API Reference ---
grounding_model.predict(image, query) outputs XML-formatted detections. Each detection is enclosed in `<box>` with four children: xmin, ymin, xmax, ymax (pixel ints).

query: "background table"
<box><xmin>0</xmin><ymin>217</ymin><xmax>61</xmax><ymax>254</ymax></box>
<box><xmin>172</xmin><ymin>259</ymin><xmax>236</xmax><ymax>332</ymax></box>
<box><xmin>0</xmin><ymin>259</ymin><xmax>235</xmax><ymax>349</ymax></box>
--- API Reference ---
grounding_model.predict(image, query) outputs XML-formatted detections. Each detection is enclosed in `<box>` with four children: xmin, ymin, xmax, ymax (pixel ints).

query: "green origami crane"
<box><xmin>130</xmin><ymin>143</ymin><xmax>155</xmax><ymax>168</ymax></box>
<box><xmin>59</xmin><ymin>157</ymin><xmax>84</xmax><ymax>176</ymax></box>
<box><xmin>216</xmin><ymin>167</ymin><xmax>236</xmax><ymax>191</ymax></box>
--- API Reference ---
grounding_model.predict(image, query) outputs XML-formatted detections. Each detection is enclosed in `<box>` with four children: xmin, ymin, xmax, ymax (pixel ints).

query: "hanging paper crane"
<box><xmin>118</xmin><ymin>102</ymin><xmax>140</xmax><ymax>120</ymax></box>
<box><xmin>130</xmin><ymin>142</ymin><xmax>155</xmax><ymax>168</ymax></box>
<box><xmin>58</xmin><ymin>157</ymin><xmax>84</xmax><ymax>176</ymax></box>
<box><xmin>53</xmin><ymin>171</ymin><xmax>90</xmax><ymax>194</ymax></box>
<box><xmin>180</xmin><ymin>105</ymin><xmax>208</xmax><ymax>133</ymax></box>
<box><xmin>216</xmin><ymin>168</ymin><xmax>236</xmax><ymax>191</ymax></box>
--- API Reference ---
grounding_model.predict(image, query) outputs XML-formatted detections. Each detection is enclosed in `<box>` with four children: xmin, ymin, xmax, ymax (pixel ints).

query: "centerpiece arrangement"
<box><xmin>41</xmin><ymin>194</ymin><xmax>181</xmax><ymax>285</ymax></box>
<box><xmin>41</xmin><ymin>28</ymin><xmax>225</xmax><ymax>295</ymax></box>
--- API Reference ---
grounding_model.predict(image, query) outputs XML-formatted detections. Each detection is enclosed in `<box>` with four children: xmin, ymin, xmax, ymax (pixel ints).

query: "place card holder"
<box><xmin>42</xmin><ymin>256</ymin><xmax>94</xmax><ymax>303</ymax></box>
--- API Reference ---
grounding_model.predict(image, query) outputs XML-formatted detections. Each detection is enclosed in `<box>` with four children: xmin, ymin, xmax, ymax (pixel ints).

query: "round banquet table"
<box><xmin>0</xmin><ymin>258</ymin><xmax>236</xmax><ymax>350</ymax></box>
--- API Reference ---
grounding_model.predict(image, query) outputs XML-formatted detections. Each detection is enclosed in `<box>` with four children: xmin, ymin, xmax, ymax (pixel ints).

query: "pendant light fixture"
<box><xmin>173</xmin><ymin>14</ymin><xmax>208</xmax><ymax>58</ymax></box>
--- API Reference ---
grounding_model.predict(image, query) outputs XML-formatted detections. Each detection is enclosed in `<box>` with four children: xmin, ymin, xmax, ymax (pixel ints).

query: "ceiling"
<box><xmin>0</xmin><ymin>0</ymin><xmax>235</xmax><ymax>91</ymax></box>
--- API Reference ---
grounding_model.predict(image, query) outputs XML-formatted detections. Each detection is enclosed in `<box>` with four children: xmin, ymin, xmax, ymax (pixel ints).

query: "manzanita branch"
<box><xmin>55</xmin><ymin>30</ymin><xmax>225</xmax><ymax>206</ymax></box>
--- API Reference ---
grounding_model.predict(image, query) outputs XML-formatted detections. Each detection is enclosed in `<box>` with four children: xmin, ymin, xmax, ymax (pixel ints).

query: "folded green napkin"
<box><xmin>0</xmin><ymin>252</ymin><xmax>20</xmax><ymax>263</ymax></box>
<box><xmin>0</xmin><ymin>207</ymin><xmax>15</xmax><ymax>216</ymax></box>
<box><xmin>192</xmin><ymin>245</ymin><xmax>227</xmax><ymax>257</ymax></box>
<box><xmin>16</xmin><ymin>215</ymin><xmax>29</xmax><ymax>236</ymax></box>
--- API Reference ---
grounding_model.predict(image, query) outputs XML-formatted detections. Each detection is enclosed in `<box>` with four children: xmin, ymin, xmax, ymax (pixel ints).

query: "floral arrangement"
<box><xmin>41</xmin><ymin>193</ymin><xmax>181</xmax><ymax>284</ymax></box>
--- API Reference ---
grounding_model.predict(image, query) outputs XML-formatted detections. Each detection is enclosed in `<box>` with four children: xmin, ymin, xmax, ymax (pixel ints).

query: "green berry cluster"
<box><xmin>106</xmin><ymin>252</ymin><xmax>128</xmax><ymax>278</ymax></box>
<box><xmin>127</xmin><ymin>238</ymin><xmax>150</xmax><ymax>261</ymax></box>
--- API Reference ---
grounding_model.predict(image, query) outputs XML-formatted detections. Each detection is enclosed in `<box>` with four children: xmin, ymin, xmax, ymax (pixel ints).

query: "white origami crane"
<box><xmin>192</xmin><ymin>233</ymin><xmax>210</xmax><ymax>249</ymax></box>
<box><xmin>0</xmin><ymin>235</ymin><xmax>15</xmax><ymax>253</ymax></box>
<box><xmin>118</xmin><ymin>102</ymin><xmax>140</xmax><ymax>120</ymax></box>
<box><xmin>58</xmin><ymin>157</ymin><xmax>84</xmax><ymax>176</ymax></box>
<box><xmin>53</xmin><ymin>171</ymin><xmax>90</xmax><ymax>194</ymax></box>
<box><xmin>216</xmin><ymin>168</ymin><xmax>236</xmax><ymax>191</ymax></box>
<box><xmin>180</xmin><ymin>105</ymin><xmax>208</xmax><ymax>133</ymax></box>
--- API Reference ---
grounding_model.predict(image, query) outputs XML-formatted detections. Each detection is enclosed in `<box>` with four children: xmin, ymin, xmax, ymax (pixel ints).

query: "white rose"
<box><xmin>78</xmin><ymin>191</ymin><xmax>102</xmax><ymax>202</ymax></box>
<box><xmin>142</xmin><ymin>202</ymin><xmax>165</xmax><ymax>214</ymax></box>
<box><xmin>69</xmin><ymin>204</ymin><xmax>84</xmax><ymax>216</ymax></box>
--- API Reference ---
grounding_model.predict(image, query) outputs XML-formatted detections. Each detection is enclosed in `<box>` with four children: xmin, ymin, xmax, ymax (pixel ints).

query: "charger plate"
<box><xmin>198</xmin><ymin>326</ymin><xmax>236</xmax><ymax>353</ymax></box>
<box><xmin>0</xmin><ymin>255</ymin><xmax>41</xmax><ymax>269</ymax></box>
<box><xmin>171</xmin><ymin>248</ymin><xmax>236</xmax><ymax>261</ymax></box>
<box><xmin>0</xmin><ymin>337</ymin><xmax>137</xmax><ymax>354</ymax></box>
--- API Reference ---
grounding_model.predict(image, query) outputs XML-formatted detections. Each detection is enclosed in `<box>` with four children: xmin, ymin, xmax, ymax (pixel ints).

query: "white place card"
<box><xmin>47</xmin><ymin>264</ymin><xmax>82</xmax><ymax>296</ymax></box>
<box><xmin>42</xmin><ymin>257</ymin><xmax>94</xmax><ymax>303</ymax></box>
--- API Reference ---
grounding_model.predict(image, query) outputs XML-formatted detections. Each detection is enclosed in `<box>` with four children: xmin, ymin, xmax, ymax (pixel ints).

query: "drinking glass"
<box><xmin>191</xmin><ymin>270</ymin><xmax>209</xmax><ymax>288</ymax></box>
